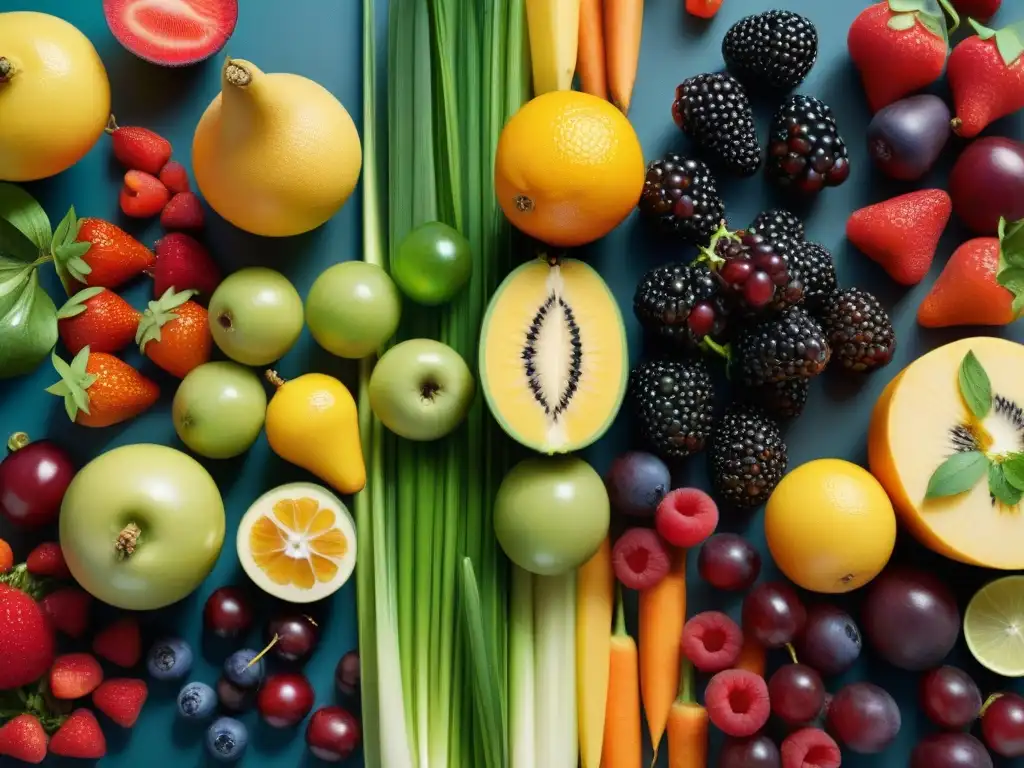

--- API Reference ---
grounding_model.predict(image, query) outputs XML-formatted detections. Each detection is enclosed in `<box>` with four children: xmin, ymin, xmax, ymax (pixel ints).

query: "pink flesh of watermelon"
<box><xmin>104</xmin><ymin>0</ymin><xmax>239</xmax><ymax>67</ymax></box>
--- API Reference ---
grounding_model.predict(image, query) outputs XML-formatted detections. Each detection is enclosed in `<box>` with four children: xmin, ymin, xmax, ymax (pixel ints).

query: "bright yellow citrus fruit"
<box><xmin>237</xmin><ymin>482</ymin><xmax>356</xmax><ymax>603</ymax></box>
<box><xmin>765</xmin><ymin>459</ymin><xmax>896</xmax><ymax>594</ymax></box>
<box><xmin>964</xmin><ymin>575</ymin><xmax>1024</xmax><ymax>677</ymax></box>
<box><xmin>494</xmin><ymin>91</ymin><xmax>645</xmax><ymax>248</ymax></box>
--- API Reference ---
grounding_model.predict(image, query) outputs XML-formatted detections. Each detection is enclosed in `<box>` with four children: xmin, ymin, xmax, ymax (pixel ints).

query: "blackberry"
<box><xmin>638</xmin><ymin>155</ymin><xmax>725</xmax><ymax>245</ymax></box>
<box><xmin>672</xmin><ymin>73</ymin><xmax>762</xmax><ymax>177</ymax></box>
<box><xmin>709</xmin><ymin>404</ymin><xmax>788</xmax><ymax>509</ymax></box>
<box><xmin>703</xmin><ymin>224</ymin><xmax>804</xmax><ymax>314</ymax></box>
<box><xmin>630</xmin><ymin>358</ymin><xmax>716</xmax><ymax>461</ymax></box>
<box><xmin>732</xmin><ymin>305</ymin><xmax>831</xmax><ymax>386</ymax></box>
<box><xmin>749</xmin><ymin>208</ymin><xmax>805</xmax><ymax>245</ymax></box>
<box><xmin>742</xmin><ymin>377</ymin><xmax>810</xmax><ymax>421</ymax></box>
<box><xmin>767</xmin><ymin>95</ymin><xmax>850</xmax><ymax>194</ymax></box>
<box><xmin>790</xmin><ymin>241</ymin><xmax>838</xmax><ymax>313</ymax></box>
<box><xmin>821</xmin><ymin>288</ymin><xmax>897</xmax><ymax>373</ymax></box>
<box><xmin>633</xmin><ymin>263</ymin><xmax>730</xmax><ymax>349</ymax></box>
<box><xmin>723</xmin><ymin>10</ymin><xmax>819</xmax><ymax>91</ymax></box>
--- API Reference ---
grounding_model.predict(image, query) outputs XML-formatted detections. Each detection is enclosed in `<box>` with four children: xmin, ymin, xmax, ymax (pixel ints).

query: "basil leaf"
<box><xmin>0</xmin><ymin>184</ymin><xmax>52</xmax><ymax>250</ymax></box>
<box><xmin>990</xmin><ymin>462</ymin><xmax>1023</xmax><ymax>507</ymax></box>
<box><xmin>0</xmin><ymin>257</ymin><xmax>58</xmax><ymax>379</ymax></box>
<box><xmin>1003</xmin><ymin>454</ymin><xmax>1024</xmax><ymax>491</ymax></box>
<box><xmin>0</xmin><ymin>218</ymin><xmax>39</xmax><ymax>264</ymax></box>
<box><xmin>925</xmin><ymin>451</ymin><xmax>989</xmax><ymax>499</ymax></box>
<box><xmin>958</xmin><ymin>351</ymin><xmax>992</xmax><ymax>420</ymax></box>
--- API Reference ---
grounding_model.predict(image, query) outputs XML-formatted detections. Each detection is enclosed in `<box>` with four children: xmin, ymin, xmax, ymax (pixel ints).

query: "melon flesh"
<box><xmin>869</xmin><ymin>337</ymin><xmax>1024</xmax><ymax>569</ymax></box>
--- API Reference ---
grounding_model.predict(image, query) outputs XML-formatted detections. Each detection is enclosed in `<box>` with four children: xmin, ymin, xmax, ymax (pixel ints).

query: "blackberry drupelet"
<box><xmin>638</xmin><ymin>155</ymin><xmax>725</xmax><ymax>245</ymax></box>
<box><xmin>672</xmin><ymin>73</ymin><xmax>762</xmax><ymax>177</ymax></box>
<box><xmin>723</xmin><ymin>10</ymin><xmax>819</xmax><ymax>90</ymax></box>
<box><xmin>789</xmin><ymin>241</ymin><xmax>838</xmax><ymax>313</ymax></box>
<box><xmin>767</xmin><ymin>95</ymin><xmax>850</xmax><ymax>194</ymax></box>
<box><xmin>742</xmin><ymin>377</ymin><xmax>810</xmax><ymax>421</ymax></box>
<box><xmin>750</xmin><ymin>208</ymin><xmax>806</xmax><ymax>245</ymax></box>
<box><xmin>703</xmin><ymin>224</ymin><xmax>804</xmax><ymax>314</ymax></box>
<box><xmin>821</xmin><ymin>288</ymin><xmax>897</xmax><ymax>373</ymax></box>
<box><xmin>709</xmin><ymin>404</ymin><xmax>788</xmax><ymax>509</ymax></box>
<box><xmin>633</xmin><ymin>263</ymin><xmax>730</xmax><ymax>349</ymax></box>
<box><xmin>732</xmin><ymin>305</ymin><xmax>831</xmax><ymax>386</ymax></box>
<box><xmin>630</xmin><ymin>358</ymin><xmax>716</xmax><ymax>461</ymax></box>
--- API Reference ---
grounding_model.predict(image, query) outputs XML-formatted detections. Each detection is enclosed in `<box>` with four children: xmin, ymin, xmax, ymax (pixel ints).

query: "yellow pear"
<box><xmin>265</xmin><ymin>371</ymin><xmax>365</xmax><ymax>495</ymax></box>
<box><xmin>192</xmin><ymin>57</ymin><xmax>362</xmax><ymax>237</ymax></box>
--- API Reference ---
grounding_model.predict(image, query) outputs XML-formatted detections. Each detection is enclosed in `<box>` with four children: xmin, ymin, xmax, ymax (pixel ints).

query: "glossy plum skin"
<box><xmin>742</xmin><ymin>581</ymin><xmax>806</xmax><ymax>648</ymax></box>
<box><xmin>949</xmin><ymin>137</ymin><xmax>1024</xmax><ymax>235</ymax></box>
<box><xmin>257</xmin><ymin>673</ymin><xmax>315</xmax><ymax>728</ymax></box>
<box><xmin>697</xmin><ymin>533</ymin><xmax>761</xmax><ymax>591</ymax></box>
<box><xmin>719</xmin><ymin>734</ymin><xmax>781</xmax><ymax>767</ymax></box>
<box><xmin>981</xmin><ymin>692</ymin><xmax>1024</xmax><ymax>757</ymax></box>
<box><xmin>920</xmin><ymin>666</ymin><xmax>982</xmax><ymax>730</ymax></box>
<box><xmin>827</xmin><ymin>682</ymin><xmax>902</xmax><ymax>754</ymax></box>
<box><xmin>604</xmin><ymin>451</ymin><xmax>671</xmax><ymax>516</ymax></box>
<box><xmin>866</xmin><ymin>95</ymin><xmax>950</xmax><ymax>181</ymax></box>
<box><xmin>768</xmin><ymin>664</ymin><xmax>825</xmax><ymax>726</ymax></box>
<box><xmin>204</xmin><ymin>587</ymin><xmax>254</xmax><ymax>639</ymax></box>
<box><xmin>911</xmin><ymin>732</ymin><xmax>993</xmax><ymax>768</ymax></box>
<box><xmin>306</xmin><ymin>706</ymin><xmax>362</xmax><ymax>761</ymax></box>
<box><xmin>794</xmin><ymin>603</ymin><xmax>862</xmax><ymax>677</ymax></box>
<box><xmin>335</xmin><ymin>651</ymin><xmax>360</xmax><ymax>699</ymax></box>
<box><xmin>0</xmin><ymin>438</ymin><xmax>75</xmax><ymax>528</ymax></box>
<box><xmin>266</xmin><ymin>614</ymin><xmax>319</xmax><ymax>663</ymax></box>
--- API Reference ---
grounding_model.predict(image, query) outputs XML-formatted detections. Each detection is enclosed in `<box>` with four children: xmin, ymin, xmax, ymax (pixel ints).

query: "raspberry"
<box><xmin>781</xmin><ymin>727</ymin><xmax>842</xmax><ymax>768</ymax></box>
<box><xmin>682</xmin><ymin>611</ymin><xmax>743</xmax><ymax>673</ymax></box>
<box><xmin>120</xmin><ymin>170</ymin><xmax>170</xmax><ymax>218</ymax></box>
<box><xmin>611</xmin><ymin>528</ymin><xmax>671</xmax><ymax>590</ymax></box>
<box><xmin>158</xmin><ymin>161</ymin><xmax>191</xmax><ymax>194</ymax></box>
<box><xmin>705</xmin><ymin>669</ymin><xmax>771</xmax><ymax>737</ymax></box>
<box><xmin>655</xmin><ymin>488</ymin><xmax>718</xmax><ymax>548</ymax></box>
<box><xmin>161</xmin><ymin>192</ymin><xmax>205</xmax><ymax>230</ymax></box>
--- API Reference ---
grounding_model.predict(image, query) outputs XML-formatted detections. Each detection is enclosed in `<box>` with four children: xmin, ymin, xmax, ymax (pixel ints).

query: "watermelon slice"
<box><xmin>103</xmin><ymin>0</ymin><xmax>238</xmax><ymax>67</ymax></box>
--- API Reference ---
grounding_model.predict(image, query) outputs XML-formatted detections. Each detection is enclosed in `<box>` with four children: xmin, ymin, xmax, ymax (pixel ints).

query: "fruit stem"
<box><xmin>104</xmin><ymin>114</ymin><xmax>119</xmax><ymax>135</ymax></box>
<box><xmin>115</xmin><ymin>523</ymin><xmax>141</xmax><ymax>560</ymax></box>
<box><xmin>951</xmin><ymin>117</ymin><xmax>963</xmax><ymax>136</ymax></box>
<box><xmin>247</xmin><ymin>633</ymin><xmax>279</xmax><ymax>668</ymax></box>
<box><xmin>512</xmin><ymin>194</ymin><xmax>534</xmax><ymax>214</ymax></box>
<box><xmin>0</xmin><ymin>57</ymin><xmax>12</xmax><ymax>83</ymax></box>
<box><xmin>785</xmin><ymin>642</ymin><xmax>799</xmax><ymax>664</ymax></box>
<box><xmin>6</xmin><ymin>432</ymin><xmax>30</xmax><ymax>453</ymax></box>
<box><xmin>265</xmin><ymin>370</ymin><xmax>286</xmax><ymax>389</ymax></box>
<box><xmin>224</xmin><ymin>59</ymin><xmax>253</xmax><ymax>88</ymax></box>
<box><xmin>981</xmin><ymin>692</ymin><xmax>1004</xmax><ymax>716</ymax></box>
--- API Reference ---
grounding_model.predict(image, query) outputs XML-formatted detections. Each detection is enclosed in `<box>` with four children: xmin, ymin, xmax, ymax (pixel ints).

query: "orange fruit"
<box><xmin>764</xmin><ymin>459</ymin><xmax>896</xmax><ymax>594</ymax></box>
<box><xmin>494</xmin><ymin>91</ymin><xmax>645</xmax><ymax>248</ymax></box>
<box><xmin>237</xmin><ymin>482</ymin><xmax>356</xmax><ymax>603</ymax></box>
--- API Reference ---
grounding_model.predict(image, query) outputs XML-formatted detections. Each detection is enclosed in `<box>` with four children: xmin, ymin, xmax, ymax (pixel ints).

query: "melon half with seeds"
<box><xmin>479</xmin><ymin>257</ymin><xmax>628</xmax><ymax>454</ymax></box>
<box><xmin>869</xmin><ymin>336</ymin><xmax>1024</xmax><ymax>569</ymax></box>
<box><xmin>103</xmin><ymin>0</ymin><xmax>238</xmax><ymax>67</ymax></box>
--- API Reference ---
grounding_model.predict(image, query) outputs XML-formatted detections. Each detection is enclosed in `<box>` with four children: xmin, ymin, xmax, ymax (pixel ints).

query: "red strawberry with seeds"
<box><xmin>949</xmin><ymin>19</ymin><xmax>1024</xmax><ymax>139</ymax></box>
<box><xmin>120</xmin><ymin>170</ymin><xmax>171</xmax><ymax>218</ymax></box>
<box><xmin>93</xmin><ymin>678</ymin><xmax>148</xmax><ymax>727</ymax></box>
<box><xmin>26</xmin><ymin>542</ymin><xmax>72</xmax><ymax>579</ymax></box>
<box><xmin>848</xmin><ymin>0</ymin><xmax>960</xmax><ymax>113</ymax></box>
<box><xmin>161</xmin><ymin>191</ymin><xmax>205</xmax><ymax>229</ymax></box>
<box><xmin>847</xmin><ymin>189</ymin><xmax>952</xmax><ymax>285</ymax></box>
<box><xmin>41</xmin><ymin>588</ymin><xmax>92</xmax><ymax>638</ymax></box>
<box><xmin>136</xmin><ymin>288</ymin><xmax>213</xmax><ymax>378</ymax></box>
<box><xmin>151</xmin><ymin>233</ymin><xmax>222</xmax><ymax>300</ymax></box>
<box><xmin>0</xmin><ymin>583</ymin><xmax>56</xmax><ymax>690</ymax></box>
<box><xmin>93</xmin><ymin>617</ymin><xmax>142</xmax><ymax>668</ymax></box>
<box><xmin>159</xmin><ymin>160</ymin><xmax>191</xmax><ymax>194</ymax></box>
<box><xmin>48</xmin><ymin>709</ymin><xmax>106</xmax><ymax>759</ymax></box>
<box><xmin>45</xmin><ymin>347</ymin><xmax>160</xmax><ymax>428</ymax></box>
<box><xmin>951</xmin><ymin>0</ymin><xmax>1000</xmax><ymax>21</ymax></box>
<box><xmin>0</xmin><ymin>714</ymin><xmax>48</xmax><ymax>764</ymax></box>
<box><xmin>105</xmin><ymin>115</ymin><xmax>171</xmax><ymax>175</ymax></box>
<box><xmin>54</xmin><ymin>208</ymin><xmax>155</xmax><ymax>292</ymax></box>
<box><xmin>50</xmin><ymin>653</ymin><xmax>104</xmax><ymax>699</ymax></box>
<box><xmin>57</xmin><ymin>287</ymin><xmax>140</xmax><ymax>355</ymax></box>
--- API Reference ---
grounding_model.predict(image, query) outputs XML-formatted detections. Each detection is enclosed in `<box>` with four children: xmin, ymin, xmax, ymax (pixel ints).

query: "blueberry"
<box><xmin>604</xmin><ymin>451</ymin><xmax>672</xmax><ymax>517</ymax></box>
<box><xmin>223</xmin><ymin>649</ymin><xmax>265</xmax><ymax>688</ymax></box>
<box><xmin>147</xmin><ymin>638</ymin><xmax>194</xmax><ymax>681</ymax></box>
<box><xmin>177</xmin><ymin>681</ymin><xmax>217</xmax><ymax>720</ymax></box>
<box><xmin>205</xmin><ymin>717</ymin><xmax>248</xmax><ymax>762</ymax></box>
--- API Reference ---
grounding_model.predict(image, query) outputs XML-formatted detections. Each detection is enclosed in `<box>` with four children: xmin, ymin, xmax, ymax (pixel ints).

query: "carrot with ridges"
<box><xmin>734</xmin><ymin>631</ymin><xmax>766</xmax><ymax>678</ymax></box>
<box><xmin>667</xmin><ymin>657</ymin><xmax>708</xmax><ymax>768</ymax></box>
<box><xmin>577</xmin><ymin>0</ymin><xmax>608</xmax><ymax>99</ymax></box>
<box><xmin>604</xmin><ymin>0</ymin><xmax>643</xmax><ymax>113</ymax></box>
<box><xmin>578</xmin><ymin>538</ymin><xmax>615</xmax><ymax>768</ymax></box>
<box><xmin>602</xmin><ymin>589</ymin><xmax>642</xmax><ymax>768</ymax></box>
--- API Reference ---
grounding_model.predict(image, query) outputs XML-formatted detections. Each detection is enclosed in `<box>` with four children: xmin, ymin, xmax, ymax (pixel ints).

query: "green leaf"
<box><xmin>50</xmin><ymin>207</ymin><xmax>77</xmax><ymax>253</ymax></box>
<box><xmin>925</xmin><ymin>450</ymin><xmax>989</xmax><ymax>499</ymax></box>
<box><xmin>44</xmin><ymin>347</ymin><xmax>94</xmax><ymax>422</ymax></box>
<box><xmin>0</xmin><ymin>218</ymin><xmax>41</xmax><ymax>264</ymax></box>
<box><xmin>62</xmin><ymin>256</ymin><xmax>92</xmax><ymax>285</ymax></box>
<box><xmin>1002</xmin><ymin>454</ymin><xmax>1024</xmax><ymax>491</ymax></box>
<box><xmin>0</xmin><ymin>257</ymin><xmax>58</xmax><ymax>379</ymax></box>
<box><xmin>989</xmin><ymin>462</ymin><xmax>1023</xmax><ymax>506</ymax></box>
<box><xmin>54</xmin><ymin>242</ymin><xmax>91</xmax><ymax>263</ymax></box>
<box><xmin>0</xmin><ymin>183</ymin><xmax>52</xmax><ymax>249</ymax></box>
<box><xmin>959</xmin><ymin>351</ymin><xmax>992</xmax><ymax>420</ymax></box>
<box><xmin>970</xmin><ymin>18</ymin><xmax>997</xmax><ymax>38</ymax></box>
<box><xmin>888</xmin><ymin>13</ymin><xmax>918</xmax><ymax>31</ymax></box>
<box><xmin>56</xmin><ymin>287</ymin><xmax>105</xmax><ymax>319</ymax></box>
<box><xmin>992</xmin><ymin>22</ymin><xmax>1024</xmax><ymax>67</ymax></box>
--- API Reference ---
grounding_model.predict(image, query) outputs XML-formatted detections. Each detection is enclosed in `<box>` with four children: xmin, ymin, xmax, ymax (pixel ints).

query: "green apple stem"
<box><xmin>6</xmin><ymin>432</ymin><xmax>30</xmax><ymax>453</ymax></box>
<box><xmin>115</xmin><ymin>523</ymin><xmax>142</xmax><ymax>560</ymax></box>
<box><xmin>0</xmin><ymin>58</ymin><xmax>13</xmax><ymax>84</ymax></box>
<box><xmin>265</xmin><ymin>370</ymin><xmax>286</xmax><ymax>389</ymax></box>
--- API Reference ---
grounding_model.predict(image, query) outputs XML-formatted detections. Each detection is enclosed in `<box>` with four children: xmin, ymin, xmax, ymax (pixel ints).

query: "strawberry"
<box><xmin>105</xmin><ymin>115</ymin><xmax>172</xmax><ymax>175</ymax></box>
<box><xmin>93</xmin><ymin>617</ymin><xmax>142</xmax><ymax>668</ymax></box>
<box><xmin>151</xmin><ymin>233</ymin><xmax>222</xmax><ymax>300</ymax></box>
<box><xmin>53</xmin><ymin>209</ymin><xmax>155</xmax><ymax>292</ymax></box>
<box><xmin>136</xmin><ymin>288</ymin><xmax>212</xmax><ymax>378</ymax></box>
<box><xmin>45</xmin><ymin>347</ymin><xmax>159</xmax><ymax>428</ymax></box>
<box><xmin>48</xmin><ymin>709</ymin><xmax>106</xmax><ymax>759</ymax></box>
<box><xmin>92</xmin><ymin>678</ymin><xmax>148</xmax><ymax>728</ymax></box>
<box><xmin>952</xmin><ymin>0</ymin><xmax>1000</xmax><ymax>21</ymax></box>
<box><xmin>56</xmin><ymin>287</ymin><xmax>140</xmax><ymax>355</ymax></box>
<box><xmin>49</xmin><ymin>653</ymin><xmax>103</xmax><ymax>699</ymax></box>
<box><xmin>949</xmin><ymin>19</ymin><xmax>1024</xmax><ymax>138</ymax></box>
<box><xmin>847</xmin><ymin>189</ymin><xmax>952</xmax><ymax>285</ymax></box>
<box><xmin>686</xmin><ymin>0</ymin><xmax>723</xmax><ymax>18</ymax></box>
<box><xmin>26</xmin><ymin>542</ymin><xmax>72</xmax><ymax>579</ymax></box>
<box><xmin>0</xmin><ymin>583</ymin><xmax>56</xmax><ymax>690</ymax></box>
<box><xmin>848</xmin><ymin>0</ymin><xmax>958</xmax><ymax>113</ymax></box>
<box><xmin>918</xmin><ymin>217</ymin><xmax>1024</xmax><ymax>327</ymax></box>
<box><xmin>0</xmin><ymin>538</ymin><xmax>12</xmax><ymax>573</ymax></box>
<box><xmin>0</xmin><ymin>714</ymin><xmax>48</xmax><ymax>764</ymax></box>
<box><xmin>120</xmin><ymin>170</ymin><xmax>171</xmax><ymax>218</ymax></box>
<box><xmin>161</xmin><ymin>191</ymin><xmax>205</xmax><ymax>230</ymax></box>
<box><xmin>158</xmin><ymin>160</ymin><xmax>191</xmax><ymax>194</ymax></box>
<box><xmin>40</xmin><ymin>588</ymin><xmax>92</xmax><ymax>639</ymax></box>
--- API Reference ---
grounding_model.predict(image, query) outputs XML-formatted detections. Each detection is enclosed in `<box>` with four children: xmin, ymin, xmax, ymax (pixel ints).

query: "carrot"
<box><xmin>601</xmin><ymin>589</ymin><xmax>642</xmax><ymax>768</ymax></box>
<box><xmin>577</xmin><ymin>0</ymin><xmax>608</xmax><ymax>99</ymax></box>
<box><xmin>578</xmin><ymin>538</ymin><xmax>616</xmax><ymax>768</ymax></box>
<box><xmin>734</xmin><ymin>630</ymin><xmax>766</xmax><ymax>678</ymax></box>
<box><xmin>639</xmin><ymin>546</ymin><xmax>687</xmax><ymax>758</ymax></box>
<box><xmin>604</xmin><ymin>0</ymin><xmax>643</xmax><ymax>113</ymax></box>
<box><xmin>667</xmin><ymin>658</ymin><xmax>709</xmax><ymax>768</ymax></box>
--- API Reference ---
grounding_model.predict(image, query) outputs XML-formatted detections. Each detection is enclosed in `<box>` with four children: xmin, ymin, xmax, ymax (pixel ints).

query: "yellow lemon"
<box><xmin>765</xmin><ymin>459</ymin><xmax>896</xmax><ymax>594</ymax></box>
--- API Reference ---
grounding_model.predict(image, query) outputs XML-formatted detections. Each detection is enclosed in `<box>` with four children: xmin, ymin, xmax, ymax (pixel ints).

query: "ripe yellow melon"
<box><xmin>868</xmin><ymin>336</ymin><xmax>1024</xmax><ymax>569</ymax></box>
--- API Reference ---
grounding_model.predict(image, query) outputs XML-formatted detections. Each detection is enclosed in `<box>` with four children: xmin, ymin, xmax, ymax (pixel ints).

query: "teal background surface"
<box><xmin>2</xmin><ymin>0</ymin><xmax>1024</xmax><ymax>766</ymax></box>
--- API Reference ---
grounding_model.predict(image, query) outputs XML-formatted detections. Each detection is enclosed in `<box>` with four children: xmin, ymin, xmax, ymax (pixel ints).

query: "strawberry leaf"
<box><xmin>0</xmin><ymin>183</ymin><xmax>52</xmax><ymax>251</ymax></box>
<box><xmin>44</xmin><ymin>347</ymin><xmax>94</xmax><ymax>422</ymax></box>
<box><xmin>958</xmin><ymin>351</ymin><xmax>992</xmax><ymax>420</ymax></box>
<box><xmin>50</xmin><ymin>207</ymin><xmax>77</xmax><ymax>255</ymax></box>
<box><xmin>974</xmin><ymin>19</ymin><xmax>1024</xmax><ymax>67</ymax></box>
<box><xmin>888</xmin><ymin>0</ymin><xmax>959</xmax><ymax>40</ymax></box>
<box><xmin>926</xmin><ymin>450</ymin><xmax>989</xmax><ymax>499</ymax></box>
<box><xmin>989</xmin><ymin>462</ymin><xmax>1023</xmax><ymax>507</ymax></box>
<box><xmin>136</xmin><ymin>287</ymin><xmax>197</xmax><ymax>352</ymax></box>
<box><xmin>0</xmin><ymin>256</ymin><xmax>57</xmax><ymax>379</ymax></box>
<box><xmin>56</xmin><ymin>287</ymin><xmax>105</xmax><ymax>319</ymax></box>
<box><xmin>888</xmin><ymin>13</ymin><xmax>917</xmax><ymax>31</ymax></box>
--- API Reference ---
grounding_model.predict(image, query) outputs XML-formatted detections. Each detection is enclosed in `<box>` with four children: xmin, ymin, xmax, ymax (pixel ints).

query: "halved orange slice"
<box><xmin>237</xmin><ymin>482</ymin><xmax>356</xmax><ymax>603</ymax></box>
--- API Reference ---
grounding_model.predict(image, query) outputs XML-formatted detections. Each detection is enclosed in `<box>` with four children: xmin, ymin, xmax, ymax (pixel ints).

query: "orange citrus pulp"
<box><xmin>248</xmin><ymin>496</ymin><xmax>348</xmax><ymax>590</ymax></box>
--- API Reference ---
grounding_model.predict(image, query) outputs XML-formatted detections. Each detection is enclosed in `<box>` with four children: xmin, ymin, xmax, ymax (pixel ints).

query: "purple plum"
<box><xmin>950</xmin><ymin>137</ymin><xmax>1024</xmax><ymax>235</ymax></box>
<box><xmin>604</xmin><ymin>451</ymin><xmax>671</xmax><ymax>517</ymax></box>
<box><xmin>867</xmin><ymin>95</ymin><xmax>950</xmax><ymax>181</ymax></box>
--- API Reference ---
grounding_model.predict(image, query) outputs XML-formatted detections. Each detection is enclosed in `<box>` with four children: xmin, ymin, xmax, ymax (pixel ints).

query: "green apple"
<box><xmin>305</xmin><ymin>261</ymin><xmax>402</xmax><ymax>359</ymax></box>
<box><xmin>60</xmin><ymin>444</ymin><xmax>226</xmax><ymax>610</ymax></box>
<box><xmin>392</xmin><ymin>221</ymin><xmax>472</xmax><ymax>305</ymax></box>
<box><xmin>208</xmin><ymin>267</ymin><xmax>304</xmax><ymax>366</ymax></box>
<box><xmin>368</xmin><ymin>338</ymin><xmax>474</xmax><ymax>441</ymax></box>
<box><xmin>173</xmin><ymin>362</ymin><xmax>268</xmax><ymax>459</ymax></box>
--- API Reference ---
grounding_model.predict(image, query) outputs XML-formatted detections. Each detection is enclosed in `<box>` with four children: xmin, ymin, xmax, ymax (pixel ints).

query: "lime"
<box><xmin>964</xmin><ymin>575</ymin><xmax>1024</xmax><ymax>677</ymax></box>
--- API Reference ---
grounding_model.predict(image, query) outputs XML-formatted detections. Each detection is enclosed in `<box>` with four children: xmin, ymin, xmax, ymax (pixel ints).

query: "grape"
<box><xmin>920</xmin><ymin>666</ymin><xmax>982</xmax><ymax>730</ymax></box>
<box><xmin>742</xmin><ymin>581</ymin><xmax>806</xmax><ymax>648</ymax></box>
<box><xmin>698</xmin><ymin>533</ymin><xmax>761</xmax><ymax>591</ymax></box>
<box><xmin>911</xmin><ymin>733</ymin><xmax>993</xmax><ymax>768</ymax></box>
<box><xmin>768</xmin><ymin>664</ymin><xmax>825</xmax><ymax>726</ymax></box>
<box><xmin>794</xmin><ymin>603</ymin><xmax>861</xmax><ymax>677</ymax></box>
<box><xmin>827</xmin><ymin>682</ymin><xmax>901</xmax><ymax>754</ymax></box>
<box><xmin>980</xmin><ymin>692</ymin><xmax>1024</xmax><ymax>757</ymax></box>
<box><xmin>719</xmin><ymin>734</ymin><xmax>780</xmax><ymax>767</ymax></box>
<box><xmin>949</xmin><ymin>137</ymin><xmax>1024</xmax><ymax>235</ymax></box>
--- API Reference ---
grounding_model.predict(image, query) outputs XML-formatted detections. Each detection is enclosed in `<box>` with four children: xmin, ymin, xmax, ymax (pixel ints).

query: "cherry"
<box><xmin>981</xmin><ymin>692</ymin><xmax>1024</xmax><ymax>757</ymax></box>
<box><xmin>203</xmin><ymin>587</ymin><xmax>254</xmax><ymax>639</ymax></box>
<box><xmin>721</xmin><ymin>259</ymin><xmax>753</xmax><ymax>286</ymax></box>
<box><xmin>306</xmin><ymin>706</ymin><xmax>361</xmax><ymax>761</ymax></box>
<box><xmin>743</xmin><ymin>271</ymin><xmax>775</xmax><ymax>307</ymax></box>
<box><xmin>0</xmin><ymin>433</ymin><xmax>75</xmax><ymax>528</ymax></box>
<box><xmin>265</xmin><ymin>614</ymin><xmax>319</xmax><ymax>663</ymax></box>
<box><xmin>257</xmin><ymin>673</ymin><xmax>315</xmax><ymax>728</ymax></box>
<box><xmin>687</xmin><ymin>302</ymin><xmax>716</xmax><ymax>338</ymax></box>
<box><xmin>336</xmin><ymin>651</ymin><xmax>360</xmax><ymax>699</ymax></box>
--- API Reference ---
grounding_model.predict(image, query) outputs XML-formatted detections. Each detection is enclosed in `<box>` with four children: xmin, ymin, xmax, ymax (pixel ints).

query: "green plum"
<box><xmin>305</xmin><ymin>262</ymin><xmax>402</xmax><ymax>359</ymax></box>
<box><xmin>494</xmin><ymin>456</ymin><xmax>610</xmax><ymax>576</ymax></box>
<box><xmin>173</xmin><ymin>362</ymin><xmax>268</xmax><ymax>459</ymax></box>
<box><xmin>392</xmin><ymin>221</ymin><xmax>472</xmax><ymax>305</ymax></box>
<box><xmin>208</xmin><ymin>268</ymin><xmax>304</xmax><ymax>366</ymax></box>
<box><xmin>60</xmin><ymin>444</ymin><xmax>226</xmax><ymax>611</ymax></box>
